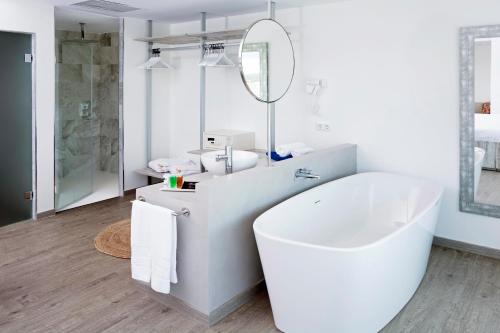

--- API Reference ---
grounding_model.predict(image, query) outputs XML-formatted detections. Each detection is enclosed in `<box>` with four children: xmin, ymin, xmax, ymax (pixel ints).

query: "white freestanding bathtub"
<box><xmin>253</xmin><ymin>172</ymin><xmax>443</xmax><ymax>333</ymax></box>
<box><xmin>474</xmin><ymin>147</ymin><xmax>485</xmax><ymax>197</ymax></box>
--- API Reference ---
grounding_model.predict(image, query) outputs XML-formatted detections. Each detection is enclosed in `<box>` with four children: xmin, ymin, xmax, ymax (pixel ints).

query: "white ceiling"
<box><xmin>55</xmin><ymin>7</ymin><xmax>120</xmax><ymax>32</ymax></box>
<box><xmin>51</xmin><ymin>0</ymin><xmax>343</xmax><ymax>23</ymax></box>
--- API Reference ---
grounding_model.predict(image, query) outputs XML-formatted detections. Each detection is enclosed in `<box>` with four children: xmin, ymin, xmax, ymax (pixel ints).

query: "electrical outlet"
<box><xmin>315</xmin><ymin>121</ymin><xmax>331</xmax><ymax>132</ymax></box>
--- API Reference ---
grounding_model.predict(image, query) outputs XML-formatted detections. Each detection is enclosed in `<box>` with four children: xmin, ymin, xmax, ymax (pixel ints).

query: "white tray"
<box><xmin>160</xmin><ymin>186</ymin><xmax>195</xmax><ymax>193</ymax></box>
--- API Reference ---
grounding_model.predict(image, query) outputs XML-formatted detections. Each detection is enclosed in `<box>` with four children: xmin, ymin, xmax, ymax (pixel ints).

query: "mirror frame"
<box><xmin>460</xmin><ymin>24</ymin><xmax>500</xmax><ymax>218</ymax></box>
<box><xmin>238</xmin><ymin>18</ymin><xmax>295</xmax><ymax>104</ymax></box>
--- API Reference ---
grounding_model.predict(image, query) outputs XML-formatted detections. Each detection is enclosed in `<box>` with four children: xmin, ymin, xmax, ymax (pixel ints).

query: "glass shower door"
<box><xmin>55</xmin><ymin>42</ymin><xmax>95</xmax><ymax>210</ymax></box>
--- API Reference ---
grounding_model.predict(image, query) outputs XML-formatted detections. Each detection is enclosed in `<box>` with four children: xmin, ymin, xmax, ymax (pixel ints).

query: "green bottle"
<box><xmin>169</xmin><ymin>175</ymin><xmax>177</xmax><ymax>188</ymax></box>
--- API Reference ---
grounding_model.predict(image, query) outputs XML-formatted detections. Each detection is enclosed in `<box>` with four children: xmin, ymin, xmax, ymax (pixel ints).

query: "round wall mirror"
<box><xmin>239</xmin><ymin>19</ymin><xmax>295</xmax><ymax>103</ymax></box>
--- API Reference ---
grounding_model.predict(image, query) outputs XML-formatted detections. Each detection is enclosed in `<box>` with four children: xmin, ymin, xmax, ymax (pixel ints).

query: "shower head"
<box><xmin>79</xmin><ymin>23</ymin><xmax>86</xmax><ymax>40</ymax></box>
<box><xmin>62</xmin><ymin>22</ymin><xmax>99</xmax><ymax>44</ymax></box>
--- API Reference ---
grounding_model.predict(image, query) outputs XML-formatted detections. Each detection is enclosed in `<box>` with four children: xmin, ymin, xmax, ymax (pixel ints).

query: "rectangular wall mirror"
<box><xmin>460</xmin><ymin>25</ymin><xmax>500</xmax><ymax>217</ymax></box>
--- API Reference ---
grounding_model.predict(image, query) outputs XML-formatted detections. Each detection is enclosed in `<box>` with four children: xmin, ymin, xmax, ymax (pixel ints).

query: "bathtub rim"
<box><xmin>253</xmin><ymin>172</ymin><xmax>444</xmax><ymax>253</ymax></box>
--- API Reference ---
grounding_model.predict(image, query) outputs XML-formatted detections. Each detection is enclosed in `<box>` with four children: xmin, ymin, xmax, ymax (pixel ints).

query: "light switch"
<box><xmin>315</xmin><ymin>121</ymin><xmax>331</xmax><ymax>132</ymax></box>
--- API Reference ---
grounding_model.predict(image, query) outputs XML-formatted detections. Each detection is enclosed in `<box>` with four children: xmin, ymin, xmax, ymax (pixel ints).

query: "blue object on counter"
<box><xmin>267</xmin><ymin>151</ymin><xmax>293</xmax><ymax>161</ymax></box>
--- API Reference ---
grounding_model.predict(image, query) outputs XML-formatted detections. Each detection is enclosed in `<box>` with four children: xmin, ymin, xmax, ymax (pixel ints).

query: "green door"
<box><xmin>0</xmin><ymin>31</ymin><xmax>33</xmax><ymax>226</ymax></box>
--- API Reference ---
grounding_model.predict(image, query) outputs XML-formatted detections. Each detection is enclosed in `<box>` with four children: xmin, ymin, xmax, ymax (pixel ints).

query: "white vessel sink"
<box><xmin>201</xmin><ymin>150</ymin><xmax>258</xmax><ymax>175</ymax></box>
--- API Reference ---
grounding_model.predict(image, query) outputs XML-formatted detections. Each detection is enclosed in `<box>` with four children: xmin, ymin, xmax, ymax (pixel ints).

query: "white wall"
<box><xmin>490</xmin><ymin>40</ymin><xmax>500</xmax><ymax>115</ymax></box>
<box><xmin>0</xmin><ymin>0</ymin><xmax>55</xmax><ymax>214</ymax></box>
<box><xmin>123</xmin><ymin>18</ymin><xmax>148</xmax><ymax>190</ymax></box>
<box><xmin>154</xmin><ymin>0</ymin><xmax>500</xmax><ymax>250</ymax></box>
<box><xmin>475</xmin><ymin>42</ymin><xmax>491</xmax><ymax>104</ymax></box>
<box><xmin>151</xmin><ymin>22</ymin><xmax>171</xmax><ymax>160</ymax></box>
<box><xmin>300</xmin><ymin>0</ymin><xmax>500</xmax><ymax>250</ymax></box>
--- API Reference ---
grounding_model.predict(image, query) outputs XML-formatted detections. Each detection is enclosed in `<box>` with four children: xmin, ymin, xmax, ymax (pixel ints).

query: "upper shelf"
<box><xmin>135</xmin><ymin>29</ymin><xmax>247</xmax><ymax>45</ymax></box>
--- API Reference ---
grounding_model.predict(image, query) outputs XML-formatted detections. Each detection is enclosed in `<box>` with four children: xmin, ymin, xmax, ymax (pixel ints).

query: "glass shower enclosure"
<box><xmin>55</xmin><ymin>20</ymin><xmax>120</xmax><ymax>211</ymax></box>
<box><xmin>55</xmin><ymin>39</ymin><xmax>96</xmax><ymax>209</ymax></box>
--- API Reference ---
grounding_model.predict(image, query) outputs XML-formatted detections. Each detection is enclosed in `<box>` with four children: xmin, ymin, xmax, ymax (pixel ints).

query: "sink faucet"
<box><xmin>216</xmin><ymin>145</ymin><xmax>233</xmax><ymax>174</ymax></box>
<box><xmin>295</xmin><ymin>168</ymin><xmax>321</xmax><ymax>180</ymax></box>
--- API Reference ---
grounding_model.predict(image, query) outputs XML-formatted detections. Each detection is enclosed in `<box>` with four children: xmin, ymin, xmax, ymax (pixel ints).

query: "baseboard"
<box><xmin>134</xmin><ymin>281</ymin><xmax>209</xmax><ymax>325</ymax></box>
<box><xmin>433</xmin><ymin>236</ymin><xmax>500</xmax><ymax>261</ymax></box>
<box><xmin>123</xmin><ymin>189</ymin><xmax>136</xmax><ymax>196</ymax></box>
<box><xmin>38</xmin><ymin>190</ymin><xmax>135</xmax><ymax>218</ymax></box>
<box><xmin>136</xmin><ymin>280</ymin><xmax>266</xmax><ymax>327</ymax></box>
<box><xmin>36</xmin><ymin>209</ymin><xmax>55</xmax><ymax>220</ymax></box>
<box><xmin>208</xmin><ymin>280</ymin><xmax>266</xmax><ymax>326</ymax></box>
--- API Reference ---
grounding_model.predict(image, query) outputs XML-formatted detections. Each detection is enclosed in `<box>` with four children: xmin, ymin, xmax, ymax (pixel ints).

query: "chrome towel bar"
<box><xmin>131</xmin><ymin>196</ymin><xmax>191</xmax><ymax>217</ymax></box>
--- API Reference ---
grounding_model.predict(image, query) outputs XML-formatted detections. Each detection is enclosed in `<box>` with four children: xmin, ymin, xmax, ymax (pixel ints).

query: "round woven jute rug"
<box><xmin>94</xmin><ymin>219</ymin><xmax>131</xmax><ymax>259</ymax></box>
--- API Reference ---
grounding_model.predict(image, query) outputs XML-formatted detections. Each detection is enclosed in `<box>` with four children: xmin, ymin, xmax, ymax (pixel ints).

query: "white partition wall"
<box><xmin>123</xmin><ymin>18</ymin><xmax>148</xmax><ymax>191</ymax></box>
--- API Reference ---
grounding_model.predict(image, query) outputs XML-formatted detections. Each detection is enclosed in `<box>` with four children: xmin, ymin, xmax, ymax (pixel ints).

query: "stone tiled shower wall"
<box><xmin>55</xmin><ymin>31</ymin><xmax>119</xmax><ymax>178</ymax></box>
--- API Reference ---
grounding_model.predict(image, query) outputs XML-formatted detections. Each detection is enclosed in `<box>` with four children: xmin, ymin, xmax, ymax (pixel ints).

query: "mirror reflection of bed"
<box><xmin>474</xmin><ymin>37</ymin><xmax>500</xmax><ymax>205</ymax></box>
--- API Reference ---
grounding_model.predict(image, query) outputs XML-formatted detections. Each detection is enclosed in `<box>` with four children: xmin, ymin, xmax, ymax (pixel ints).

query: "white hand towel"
<box><xmin>276</xmin><ymin>142</ymin><xmax>308</xmax><ymax>157</ymax></box>
<box><xmin>151</xmin><ymin>209</ymin><xmax>178</xmax><ymax>293</ymax></box>
<box><xmin>148</xmin><ymin>158</ymin><xmax>195</xmax><ymax>173</ymax></box>
<box><xmin>131</xmin><ymin>200</ymin><xmax>178</xmax><ymax>294</ymax></box>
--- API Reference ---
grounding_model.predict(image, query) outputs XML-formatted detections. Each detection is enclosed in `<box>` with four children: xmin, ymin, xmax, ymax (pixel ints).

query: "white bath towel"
<box><xmin>291</xmin><ymin>146</ymin><xmax>315</xmax><ymax>157</ymax></box>
<box><xmin>148</xmin><ymin>158</ymin><xmax>196</xmax><ymax>173</ymax></box>
<box><xmin>131</xmin><ymin>200</ymin><xmax>178</xmax><ymax>294</ymax></box>
<box><xmin>165</xmin><ymin>162</ymin><xmax>201</xmax><ymax>176</ymax></box>
<box><xmin>276</xmin><ymin>142</ymin><xmax>314</xmax><ymax>157</ymax></box>
<box><xmin>131</xmin><ymin>200</ymin><xmax>151</xmax><ymax>283</ymax></box>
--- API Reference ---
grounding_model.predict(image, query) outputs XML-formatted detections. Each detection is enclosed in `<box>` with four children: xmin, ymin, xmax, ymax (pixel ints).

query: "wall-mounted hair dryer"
<box><xmin>306</xmin><ymin>79</ymin><xmax>327</xmax><ymax>114</ymax></box>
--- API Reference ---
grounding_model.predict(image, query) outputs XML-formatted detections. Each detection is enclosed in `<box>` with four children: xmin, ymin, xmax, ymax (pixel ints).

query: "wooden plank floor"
<box><xmin>476</xmin><ymin>170</ymin><xmax>500</xmax><ymax>206</ymax></box>
<box><xmin>1</xmin><ymin>195</ymin><xmax>500</xmax><ymax>332</ymax></box>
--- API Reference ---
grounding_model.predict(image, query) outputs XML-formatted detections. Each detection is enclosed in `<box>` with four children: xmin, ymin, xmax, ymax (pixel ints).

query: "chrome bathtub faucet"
<box><xmin>295</xmin><ymin>168</ymin><xmax>321</xmax><ymax>180</ymax></box>
<box><xmin>216</xmin><ymin>145</ymin><xmax>233</xmax><ymax>174</ymax></box>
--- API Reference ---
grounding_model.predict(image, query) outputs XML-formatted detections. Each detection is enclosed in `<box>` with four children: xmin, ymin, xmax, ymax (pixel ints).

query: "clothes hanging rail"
<box><xmin>135</xmin><ymin>29</ymin><xmax>246</xmax><ymax>46</ymax></box>
<box><xmin>153</xmin><ymin>42</ymin><xmax>240</xmax><ymax>52</ymax></box>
